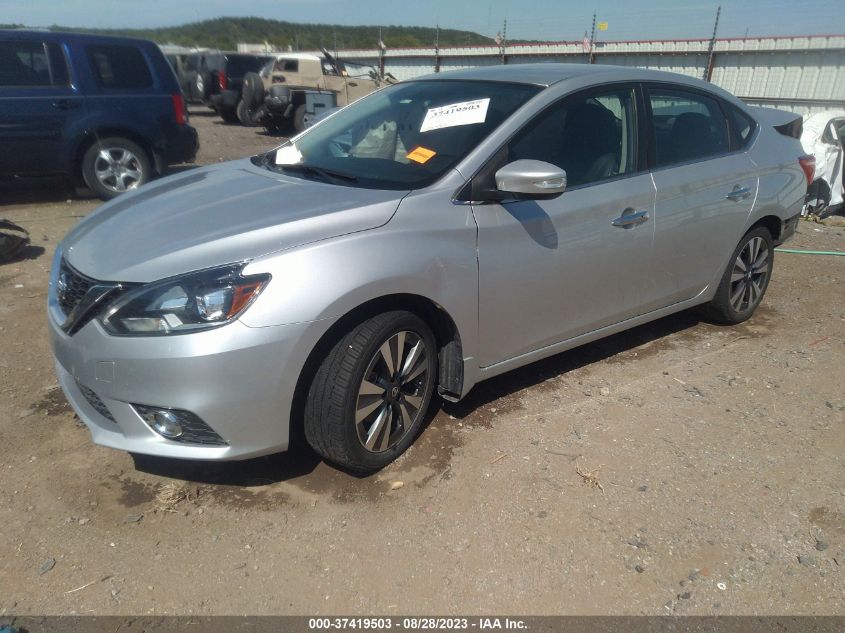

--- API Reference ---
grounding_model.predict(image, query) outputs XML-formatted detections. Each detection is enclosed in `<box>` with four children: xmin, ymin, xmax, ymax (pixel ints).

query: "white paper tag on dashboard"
<box><xmin>420</xmin><ymin>98</ymin><xmax>490</xmax><ymax>133</ymax></box>
<box><xmin>275</xmin><ymin>144</ymin><xmax>303</xmax><ymax>165</ymax></box>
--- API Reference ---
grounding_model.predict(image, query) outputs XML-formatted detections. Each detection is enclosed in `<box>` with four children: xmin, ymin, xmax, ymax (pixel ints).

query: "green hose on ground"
<box><xmin>774</xmin><ymin>248</ymin><xmax>845</xmax><ymax>256</ymax></box>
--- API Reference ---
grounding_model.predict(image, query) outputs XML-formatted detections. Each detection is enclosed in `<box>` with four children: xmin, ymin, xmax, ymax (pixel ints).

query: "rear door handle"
<box><xmin>51</xmin><ymin>99</ymin><xmax>80</xmax><ymax>110</ymax></box>
<box><xmin>611</xmin><ymin>210</ymin><xmax>650</xmax><ymax>228</ymax></box>
<box><xmin>726</xmin><ymin>186</ymin><xmax>752</xmax><ymax>202</ymax></box>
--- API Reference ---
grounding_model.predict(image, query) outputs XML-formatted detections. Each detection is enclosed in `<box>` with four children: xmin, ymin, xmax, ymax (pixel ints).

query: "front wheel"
<box><xmin>81</xmin><ymin>137</ymin><xmax>151</xmax><ymax>200</ymax></box>
<box><xmin>304</xmin><ymin>311</ymin><xmax>438</xmax><ymax>473</ymax></box>
<box><xmin>701</xmin><ymin>226</ymin><xmax>773</xmax><ymax>324</ymax></box>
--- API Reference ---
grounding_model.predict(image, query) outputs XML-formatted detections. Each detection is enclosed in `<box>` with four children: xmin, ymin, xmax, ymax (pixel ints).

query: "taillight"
<box><xmin>799</xmin><ymin>154</ymin><xmax>815</xmax><ymax>186</ymax></box>
<box><xmin>171</xmin><ymin>93</ymin><xmax>186</xmax><ymax>125</ymax></box>
<box><xmin>218</xmin><ymin>70</ymin><xmax>227</xmax><ymax>91</ymax></box>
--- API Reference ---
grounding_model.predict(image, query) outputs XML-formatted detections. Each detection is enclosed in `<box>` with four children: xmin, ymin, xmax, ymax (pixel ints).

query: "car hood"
<box><xmin>62</xmin><ymin>159</ymin><xmax>408</xmax><ymax>282</ymax></box>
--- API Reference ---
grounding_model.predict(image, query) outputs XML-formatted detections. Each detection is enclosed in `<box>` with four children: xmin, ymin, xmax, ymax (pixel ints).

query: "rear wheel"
<box><xmin>81</xmin><ymin>137</ymin><xmax>151</xmax><ymax>200</ymax></box>
<box><xmin>293</xmin><ymin>104</ymin><xmax>309</xmax><ymax>133</ymax></box>
<box><xmin>219</xmin><ymin>108</ymin><xmax>239</xmax><ymax>123</ymax></box>
<box><xmin>701</xmin><ymin>226</ymin><xmax>773</xmax><ymax>324</ymax></box>
<box><xmin>304</xmin><ymin>311</ymin><xmax>438</xmax><ymax>473</ymax></box>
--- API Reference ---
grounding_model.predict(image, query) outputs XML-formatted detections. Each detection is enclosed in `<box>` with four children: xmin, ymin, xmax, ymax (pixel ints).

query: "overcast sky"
<box><xmin>3</xmin><ymin>0</ymin><xmax>842</xmax><ymax>41</ymax></box>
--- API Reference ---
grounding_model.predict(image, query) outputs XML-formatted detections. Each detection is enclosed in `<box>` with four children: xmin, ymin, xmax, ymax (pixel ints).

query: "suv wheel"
<box><xmin>304</xmin><ymin>311</ymin><xmax>438</xmax><ymax>473</ymax></box>
<box><xmin>81</xmin><ymin>137</ymin><xmax>151</xmax><ymax>200</ymax></box>
<box><xmin>701</xmin><ymin>226</ymin><xmax>773</xmax><ymax>324</ymax></box>
<box><xmin>219</xmin><ymin>108</ymin><xmax>239</xmax><ymax>124</ymax></box>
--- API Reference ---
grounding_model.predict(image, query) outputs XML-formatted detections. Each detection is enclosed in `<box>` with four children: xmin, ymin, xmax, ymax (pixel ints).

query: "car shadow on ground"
<box><xmin>0</xmin><ymin>178</ymin><xmax>92</xmax><ymax>206</ymax></box>
<box><xmin>1</xmin><ymin>244</ymin><xmax>46</xmax><ymax>263</ymax></box>
<box><xmin>131</xmin><ymin>308</ymin><xmax>712</xmax><ymax>488</ymax></box>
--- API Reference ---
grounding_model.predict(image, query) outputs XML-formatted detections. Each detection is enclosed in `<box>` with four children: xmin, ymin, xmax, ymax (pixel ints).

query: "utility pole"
<box><xmin>378</xmin><ymin>27</ymin><xmax>386</xmax><ymax>80</ymax></box>
<box><xmin>502</xmin><ymin>19</ymin><xmax>508</xmax><ymax>64</ymax></box>
<box><xmin>434</xmin><ymin>24</ymin><xmax>441</xmax><ymax>73</ymax></box>
<box><xmin>704</xmin><ymin>5</ymin><xmax>721</xmax><ymax>81</ymax></box>
<box><xmin>589</xmin><ymin>13</ymin><xmax>597</xmax><ymax>64</ymax></box>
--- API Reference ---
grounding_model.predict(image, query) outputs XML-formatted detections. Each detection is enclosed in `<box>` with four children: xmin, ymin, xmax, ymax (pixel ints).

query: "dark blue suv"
<box><xmin>0</xmin><ymin>31</ymin><xmax>198</xmax><ymax>199</ymax></box>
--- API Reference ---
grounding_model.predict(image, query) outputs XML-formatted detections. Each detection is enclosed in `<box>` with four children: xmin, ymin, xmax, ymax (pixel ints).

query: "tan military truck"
<box><xmin>238</xmin><ymin>50</ymin><xmax>393</xmax><ymax>133</ymax></box>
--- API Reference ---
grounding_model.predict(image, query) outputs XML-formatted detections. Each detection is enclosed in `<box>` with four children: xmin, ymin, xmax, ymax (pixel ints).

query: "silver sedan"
<box><xmin>49</xmin><ymin>64</ymin><xmax>808</xmax><ymax>473</ymax></box>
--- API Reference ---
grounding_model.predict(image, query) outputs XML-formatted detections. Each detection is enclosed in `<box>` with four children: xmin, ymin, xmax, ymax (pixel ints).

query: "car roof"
<box><xmin>0</xmin><ymin>29</ymin><xmax>157</xmax><ymax>48</ymax></box>
<box><xmin>414</xmin><ymin>63</ymin><xmax>715</xmax><ymax>89</ymax></box>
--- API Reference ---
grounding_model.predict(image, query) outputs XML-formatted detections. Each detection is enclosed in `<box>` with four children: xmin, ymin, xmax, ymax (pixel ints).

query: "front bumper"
<box><xmin>49</xmin><ymin>308</ymin><xmax>334</xmax><ymax>461</ymax></box>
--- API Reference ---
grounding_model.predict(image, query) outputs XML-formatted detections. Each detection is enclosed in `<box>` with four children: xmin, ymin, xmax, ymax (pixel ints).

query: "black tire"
<box><xmin>805</xmin><ymin>179</ymin><xmax>831</xmax><ymax>218</ymax></box>
<box><xmin>241</xmin><ymin>72</ymin><xmax>265</xmax><ymax>108</ymax></box>
<box><xmin>236</xmin><ymin>99</ymin><xmax>261</xmax><ymax>127</ymax></box>
<box><xmin>219</xmin><ymin>108</ymin><xmax>239</xmax><ymax>123</ymax></box>
<box><xmin>195</xmin><ymin>71</ymin><xmax>211</xmax><ymax>101</ymax></box>
<box><xmin>293</xmin><ymin>104</ymin><xmax>308</xmax><ymax>133</ymax></box>
<box><xmin>700</xmin><ymin>226</ymin><xmax>774</xmax><ymax>324</ymax></box>
<box><xmin>81</xmin><ymin>137</ymin><xmax>152</xmax><ymax>200</ymax></box>
<box><xmin>304</xmin><ymin>311</ymin><xmax>438</xmax><ymax>473</ymax></box>
<box><xmin>264</xmin><ymin>118</ymin><xmax>290</xmax><ymax>135</ymax></box>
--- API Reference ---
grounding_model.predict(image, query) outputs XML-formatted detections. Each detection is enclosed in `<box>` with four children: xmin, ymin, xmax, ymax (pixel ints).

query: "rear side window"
<box><xmin>0</xmin><ymin>41</ymin><xmax>51</xmax><ymax>86</ymax></box>
<box><xmin>87</xmin><ymin>44</ymin><xmax>153</xmax><ymax>89</ymax></box>
<box><xmin>726</xmin><ymin>104</ymin><xmax>756</xmax><ymax>149</ymax></box>
<box><xmin>225</xmin><ymin>55</ymin><xmax>269</xmax><ymax>78</ymax></box>
<box><xmin>648</xmin><ymin>88</ymin><xmax>729</xmax><ymax>166</ymax></box>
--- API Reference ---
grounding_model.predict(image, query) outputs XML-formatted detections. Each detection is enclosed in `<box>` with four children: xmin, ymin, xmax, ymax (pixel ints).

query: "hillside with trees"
<box><xmin>4</xmin><ymin>17</ymin><xmax>495</xmax><ymax>50</ymax></box>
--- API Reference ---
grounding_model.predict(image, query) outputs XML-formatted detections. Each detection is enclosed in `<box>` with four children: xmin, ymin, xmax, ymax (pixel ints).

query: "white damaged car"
<box><xmin>801</xmin><ymin>110</ymin><xmax>845</xmax><ymax>217</ymax></box>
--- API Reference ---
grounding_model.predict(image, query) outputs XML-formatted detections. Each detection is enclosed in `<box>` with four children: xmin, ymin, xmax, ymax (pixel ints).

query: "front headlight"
<box><xmin>100</xmin><ymin>264</ymin><xmax>270</xmax><ymax>336</ymax></box>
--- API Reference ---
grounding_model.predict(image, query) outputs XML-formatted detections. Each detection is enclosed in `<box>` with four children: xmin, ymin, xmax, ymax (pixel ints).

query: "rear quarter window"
<box><xmin>726</xmin><ymin>104</ymin><xmax>757</xmax><ymax>149</ymax></box>
<box><xmin>87</xmin><ymin>44</ymin><xmax>153</xmax><ymax>89</ymax></box>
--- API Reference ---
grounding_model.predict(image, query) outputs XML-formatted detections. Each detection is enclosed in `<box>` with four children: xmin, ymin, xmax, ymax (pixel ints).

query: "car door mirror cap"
<box><xmin>494</xmin><ymin>160</ymin><xmax>567</xmax><ymax>199</ymax></box>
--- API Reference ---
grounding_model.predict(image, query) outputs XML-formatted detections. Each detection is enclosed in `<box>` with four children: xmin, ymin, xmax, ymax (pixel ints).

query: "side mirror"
<box><xmin>494</xmin><ymin>160</ymin><xmax>567</xmax><ymax>199</ymax></box>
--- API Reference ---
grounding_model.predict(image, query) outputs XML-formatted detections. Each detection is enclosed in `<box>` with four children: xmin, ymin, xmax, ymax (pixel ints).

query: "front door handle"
<box><xmin>726</xmin><ymin>186</ymin><xmax>752</xmax><ymax>202</ymax></box>
<box><xmin>611</xmin><ymin>209</ymin><xmax>650</xmax><ymax>228</ymax></box>
<box><xmin>51</xmin><ymin>99</ymin><xmax>80</xmax><ymax>110</ymax></box>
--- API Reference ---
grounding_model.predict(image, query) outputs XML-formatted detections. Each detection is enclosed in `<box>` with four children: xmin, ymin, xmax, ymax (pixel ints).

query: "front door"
<box><xmin>474</xmin><ymin>85</ymin><xmax>656</xmax><ymax>367</ymax></box>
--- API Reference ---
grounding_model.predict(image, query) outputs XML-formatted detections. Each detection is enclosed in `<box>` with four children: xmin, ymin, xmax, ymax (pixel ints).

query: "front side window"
<box><xmin>87</xmin><ymin>45</ymin><xmax>153</xmax><ymax>89</ymax></box>
<box><xmin>257</xmin><ymin>80</ymin><xmax>541</xmax><ymax>190</ymax></box>
<box><xmin>0</xmin><ymin>41</ymin><xmax>51</xmax><ymax>87</ymax></box>
<box><xmin>274</xmin><ymin>59</ymin><xmax>299</xmax><ymax>73</ymax></box>
<box><xmin>507</xmin><ymin>87</ymin><xmax>638</xmax><ymax>188</ymax></box>
<box><xmin>648</xmin><ymin>88</ymin><xmax>729</xmax><ymax>166</ymax></box>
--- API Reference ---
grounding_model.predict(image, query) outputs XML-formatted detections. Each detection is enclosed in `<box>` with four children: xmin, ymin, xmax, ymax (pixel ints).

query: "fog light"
<box><xmin>139</xmin><ymin>408</ymin><xmax>183</xmax><ymax>438</ymax></box>
<box><xmin>133</xmin><ymin>404</ymin><xmax>227</xmax><ymax>446</ymax></box>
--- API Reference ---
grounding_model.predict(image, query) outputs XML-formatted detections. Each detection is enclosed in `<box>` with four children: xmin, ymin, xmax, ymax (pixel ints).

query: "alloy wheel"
<box><xmin>93</xmin><ymin>147</ymin><xmax>144</xmax><ymax>193</ymax></box>
<box><xmin>729</xmin><ymin>236</ymin><xmax>770</xmax><ymax>313</ymax></box>
<box><xmin>354</xmin><ymin>330</ymin><xmax>430</xmax><ymax>453</ymax></box>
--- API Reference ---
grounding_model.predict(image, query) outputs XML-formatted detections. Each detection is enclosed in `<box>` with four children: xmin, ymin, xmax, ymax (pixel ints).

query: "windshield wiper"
<box><xmin>279</xmin><ymin>163</ymin><xmax>358</xmax><ymax>185</ymax></box>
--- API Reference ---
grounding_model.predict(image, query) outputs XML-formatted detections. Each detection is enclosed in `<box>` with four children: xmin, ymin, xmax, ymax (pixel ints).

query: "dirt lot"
<box><xmin>1</xmin><ymin>109</ymin><xmax>843</xmax><ymax>616</ymax></box>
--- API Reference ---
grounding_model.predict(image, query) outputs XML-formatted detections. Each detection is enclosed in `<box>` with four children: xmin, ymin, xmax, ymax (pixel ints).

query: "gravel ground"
<box><xmin>0</xmin><ymin>108</ymin><xmax>843</xmax><ymax>616</ymax></box>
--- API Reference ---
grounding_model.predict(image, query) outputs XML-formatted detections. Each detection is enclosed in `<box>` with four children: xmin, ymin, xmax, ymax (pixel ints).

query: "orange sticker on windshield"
<box><xmin>406</xmin><ymin>146</ymin><xmax>437</xmax><ymax>164</ymax></box>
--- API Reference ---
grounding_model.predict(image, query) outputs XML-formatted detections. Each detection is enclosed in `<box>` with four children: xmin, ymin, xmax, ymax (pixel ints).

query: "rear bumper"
<box><xmin>210</xmin><ymin>90</ymin><xmax>239</xmax><ymax>111</ymax></box>
<box><xmin>157</xmin><ymin>124</ymin><xmax>199</xmax><ymax>167</ymax></box>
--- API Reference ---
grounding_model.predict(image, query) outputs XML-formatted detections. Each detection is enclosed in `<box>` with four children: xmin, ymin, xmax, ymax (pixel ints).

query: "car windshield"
<box><xmin>253</xmin><ymin>80</ymin><xmax>542</xmax><ymax>190</ymax></box>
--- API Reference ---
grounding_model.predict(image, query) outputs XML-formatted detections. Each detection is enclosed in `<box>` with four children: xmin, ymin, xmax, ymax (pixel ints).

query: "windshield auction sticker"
<box><xmin>406</xmin><ymin>146</ymin><xmax>437</xmax><ymax>164</ymax></box>
<box><xmin>420</xmin><ymin>98</ymin><xmax>490</xmax><ymax>132</ymax></box>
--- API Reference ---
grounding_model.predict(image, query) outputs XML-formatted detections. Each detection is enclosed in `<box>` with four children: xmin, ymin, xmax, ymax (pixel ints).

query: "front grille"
<box><xmin>58</xmin><ymin>259</ymin><xmax>95</xmax><ymax>317</ymax></box>
<box><xmin>77</xmin><ymin>382</ymin><xmax>116</xmax><ymax>422</ymax></box>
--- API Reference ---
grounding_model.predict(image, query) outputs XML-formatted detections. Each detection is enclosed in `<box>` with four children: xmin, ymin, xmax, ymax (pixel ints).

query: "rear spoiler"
<box><xmin>748</xmin><ymin>106</ymin><xmax>803</xmax><ymax>139</ymax></box>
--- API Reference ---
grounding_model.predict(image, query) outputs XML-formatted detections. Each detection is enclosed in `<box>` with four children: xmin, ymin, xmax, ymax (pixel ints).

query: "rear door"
<box><xmin>0</xmin><ymin>39</ymin><xmax>83</xmax><ymax>175</ymax></box>
<box><xmin>644</xmin><ymin>85</ymin><xmax>759</xmax><ymax>309</ymax></box>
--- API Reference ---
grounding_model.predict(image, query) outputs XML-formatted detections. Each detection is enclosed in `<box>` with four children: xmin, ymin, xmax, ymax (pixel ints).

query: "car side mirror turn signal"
<box><xmin>494</xmin><ymin>160</ymin><xmax>567</xmax><ymax>199</ymax></box>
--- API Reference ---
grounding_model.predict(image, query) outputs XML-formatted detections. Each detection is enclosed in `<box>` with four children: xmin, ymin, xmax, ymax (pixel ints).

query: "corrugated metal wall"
<box><xmin>335</xmin><ymin>35</ymin><xmax>845</xmax><ymax>116</ymax></box>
